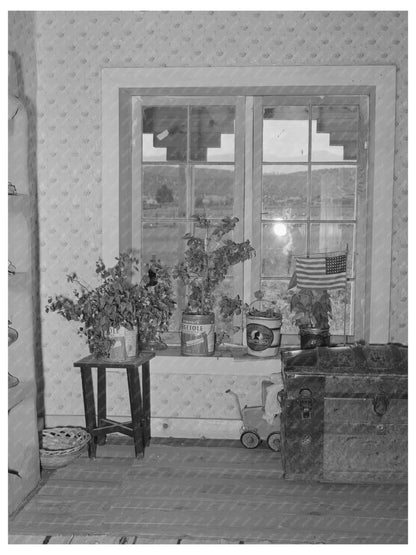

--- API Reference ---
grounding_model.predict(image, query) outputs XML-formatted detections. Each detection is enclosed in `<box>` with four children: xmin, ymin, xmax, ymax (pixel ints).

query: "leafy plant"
<box><xmin>219</xmin><ymin>289</ymin><xmax>282</xmax><ymax>320</ymax></box>
<box><xmin>289</xmin><ymin>288</ymin><xmax>332</xmax><ymax>329</ymax></box>
<box><xmin>45</xmin><ymin>252</ymin><xmax>175</xmax><ymax>358</ymax></box>
<box><xmin>138</xmin><ymin>259</ymin><xmax>176</xmax><ymax>348</ymax></box>
<box><xmin>173</xmin><ymin>215</ymin><xmax>255</xmax><ymax>317</ymax></box>
<box><xmin>246</xmin><ymin>290</ymin><xmax>282</xmax><ymax>319</ymax></box>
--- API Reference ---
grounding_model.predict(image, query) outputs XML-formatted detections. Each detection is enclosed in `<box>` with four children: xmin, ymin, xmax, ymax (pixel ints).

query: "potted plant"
<box><xmin>138</xmin><ymin>258</ymin><xmax>176</xmax><ymax>351</ymax></box>
<box><xmin>289</xmin><ymin>288</ymin><xmax>332</xmax><ymax>349</ymax></box>
<box><xmin>245</xmin><ymin>290</ymin><xmax>283</xmax><ymax>357</ymax></box>
<box><xmin>45</xmin><ymin>252</ymin><xmax>175</xmax><ymax>359</ymax></box>
<box><xmin>173</xmin><ymin>215</ymin><xmax>255</xmax><ymax>356</ymax></box>
<box><xmin>219</xmin><ymin>290</ymin><xmax>283</xmax><ymax>357</ymax></box>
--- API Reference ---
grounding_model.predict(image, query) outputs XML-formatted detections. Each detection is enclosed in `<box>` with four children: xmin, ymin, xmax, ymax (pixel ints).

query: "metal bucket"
<box><xmin>180</xmin><ymin>313</ymin><xmax>215</xmax><ymax>356</ymax></box>
<box><xmin>246</xmin><ymin>315</ymin><xmax>282</xmax><ymax>357</ymax></box>
<box><xmin>299</xmin><ymin>327</ymin><xmax>330</xmax><ymax>349</ymax></box>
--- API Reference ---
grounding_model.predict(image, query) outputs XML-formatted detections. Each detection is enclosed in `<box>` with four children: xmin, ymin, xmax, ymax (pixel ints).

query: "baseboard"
<box><xmin>44</xmin><ymin>415</ymin><xmax>243</xmax><ymax>440</ymax></box>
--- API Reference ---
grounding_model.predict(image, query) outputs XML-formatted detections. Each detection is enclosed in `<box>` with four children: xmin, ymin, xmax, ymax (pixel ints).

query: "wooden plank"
<box><xmin>70</xmin><ymin>535</ymin><xmax>136</xmax><ymax>544</ymax></box>
<box><xmin>44</xmin><ymin>535</ymin><xmax>73</xmax><ymax>544</ymax></box>
<box><xmin>35</xmin><ymin>475</ymin><xmax>407</xmax><ymax>506</ymax></box>
<box><xmin>14</xmin><ymin>489</ymin><xmax>407</xmax><ymax>525</ymax></box>
<box><xmin>89</xmin><ymin>522</ymin><xmax>408</xmax><ymax>544</ymax></box>
<box><xmin>12</xmin><ymin>502</ymin><xmax>407</xmax><ymax>537</ymax></box>
<box><xmin>63</xmin><ymin>455</ymin><xmax>283</xmax><ymax>474</ymax></box>
<box><xmin>8</xmin><ymin>535</ymin><xmax>47</xmax><ymax>544</ymax></box>
<box><xmin>95</xmin><ymin>508</ymin><xmax>407</xmax><ymax>537</ymax></box>
<box><xmin>133</xmin><ymin>536</ymin><xmax>179</xmax><ymax>544</ymax></box>
<box><xmin>8</xmin><ymin>524</ymin><xmax>406</xmax><ymax>545</ymax></box>
<box><xmin>11</xmin><ymin>494</ymin><xmax>407</xmax><ymax>536</ymax></box>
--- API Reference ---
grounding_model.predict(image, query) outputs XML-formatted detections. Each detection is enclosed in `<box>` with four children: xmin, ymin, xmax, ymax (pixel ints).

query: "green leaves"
<box><xmin>45</xmin><ymin>252</ymin><xmax>175</xmax><ymax>357</ymax></box>
<box><xmin>290</xmin><ymin>288</ymin><xmax>332</xmax><ymax>329</ymax></box>
<box><xmin>173</xmin><ymin>215</ymin><xmax>255</xmax><ymax>316</ymax></box>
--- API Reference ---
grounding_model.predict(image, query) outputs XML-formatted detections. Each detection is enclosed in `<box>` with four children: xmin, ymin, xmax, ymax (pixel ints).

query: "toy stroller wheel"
<box><xmin>240</xmin><ymin>431</ymin><xmax>261</xmax><ymax>449</ymax></box>
<box><xmin>266</xmin><ymin>432</ymin><xmax>281</xmax><ymax>452</ymax></box>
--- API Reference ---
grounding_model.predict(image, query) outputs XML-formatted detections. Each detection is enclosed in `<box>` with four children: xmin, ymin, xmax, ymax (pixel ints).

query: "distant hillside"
<box><xmin>143</xmin><ymin>165</ymin><xmax>356</xmax><ymax>208</ymax></box>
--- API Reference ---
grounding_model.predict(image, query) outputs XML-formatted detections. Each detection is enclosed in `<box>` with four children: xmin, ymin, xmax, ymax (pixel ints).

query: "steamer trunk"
<box><xmin>280</xmin><ymin>345</ymin><xmax>407</xmax><ymax>484</ymax></box>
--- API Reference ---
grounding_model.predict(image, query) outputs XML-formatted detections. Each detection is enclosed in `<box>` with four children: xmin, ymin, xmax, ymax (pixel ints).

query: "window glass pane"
<box><xmin>142</xmin><ymin>165</ymin><xmax>187</xmax><ymax>218</ymax></box>
<box><xmin>311</xmin><ymin>105</ymin><xmax>358</xmax><ymax>162</ymax></box>
<box><xmin>261</xmin><ymin>223</ymin><xmax>306</xmax><ymax>277</ymax></box>
<box><xmin>260</xmin><ymin>279</ymin><xmax>297</xmax><ymax>334</ymax></box>
<box><xmin>263</xmin><ymin>106</ymin><xmax>309</xmax><ymax>162</ymax></box>
<box><xmin>193</xmin><ymin>165</ymin><xmax>234</xmax><ymax>217</ymax></box>
<box><xmin>142</xmin><ymin>221</ymin><xmax>187</xmax><ymax>268</ymax></box>
<box><xmin>215</xmin><ymin>277</ymin><xmax>241</xmax><ymax>339</ymax></box>
<box><xmin>143</xmin><ymin>106</ymin><xmax>187</xmax><ymax>162</ymax></box>
<box><xmin>330</xmin><ymin>283</ymin><xmax>354</xmax><ymax>335</ymax></box>
<box><xmin>190</xmin><ymin>106</ymin><xmax>235</xmax><ymax>162</ymax></box>
<box><xmin>311</xmin><ymin>165</ymin><xmax>357</xmax><ymax>220</ymax></box>
<box><xmin>262</xmin><ymin>165</ymin><xmax>308</xmax><ymax>219</ymax></box>
<box><xmin>259</xmin><ymin>280</ymin><xmax>353</xmax><ymax>335</ymax></box>
<box><xmin>310</xmin><ymin>223</ymin><xmax>354</xmax><ymax>273</ymax></box>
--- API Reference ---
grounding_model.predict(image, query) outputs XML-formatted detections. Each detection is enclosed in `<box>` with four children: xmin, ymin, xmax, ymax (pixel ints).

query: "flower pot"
<box><xmin>180</xmin><ymin>313</ymin><xmax>215</xmax><ymax>356</ymax></box>
<box><xmin>299</xmin><ymin>326</ymin><xmax>330</xmax><ymax>349</ymax></box>
<box><xmin>107</xmin><ymin>326</ymin><xmax>138</xmax><ymax>360</ymax></box>
<box><xmin>246</xmin><ymin>315</ymin><xmax>282</xmax><ymax>357</ymax></box>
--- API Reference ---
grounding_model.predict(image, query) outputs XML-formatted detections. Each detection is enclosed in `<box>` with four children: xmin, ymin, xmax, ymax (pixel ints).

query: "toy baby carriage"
<box><xmin>226</xmin><ymin>379</ymin><xmax>283</xmax><ymax>451</ymax></box>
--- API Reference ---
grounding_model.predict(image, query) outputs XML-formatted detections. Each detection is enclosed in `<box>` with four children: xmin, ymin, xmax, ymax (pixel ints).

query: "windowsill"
<box><xmin>155</xmin><ymin>344</ymin><xmax>280</xmax><ymax>360</ymax></box>
<box><xmin>103</xmin><ymin>344</ymin><xmax>290</xmax><ymax>376</ymax></box>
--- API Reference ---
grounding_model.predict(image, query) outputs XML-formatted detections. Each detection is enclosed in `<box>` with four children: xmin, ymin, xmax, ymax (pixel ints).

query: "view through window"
<box><xmin>132</xmin><ymin>94</ymin><xmax>368</xmax><ymax>344</ymax></box>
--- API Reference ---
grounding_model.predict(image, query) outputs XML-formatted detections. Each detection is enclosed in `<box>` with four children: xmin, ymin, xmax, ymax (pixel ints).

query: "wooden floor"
<box><xmin>9</xmin><ymin>438</ymin><xmax>408</xmax><ymax>544</ymax></box>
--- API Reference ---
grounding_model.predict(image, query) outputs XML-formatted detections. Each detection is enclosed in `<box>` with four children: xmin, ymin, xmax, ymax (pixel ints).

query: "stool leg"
<box><xmin>80</xmin><ymin>365</ymin><xmax>97</xmax><ymax>458</ymax></box>
<box><xmin>142</xmin><ymin>360</ymin><xmax>151</xmax><ymax>447</ymax></box>
<box><xmin>126</xmin><ymin>366</ymin><xmax>144</xmax><ymax>458</ymax></box>
<box><xmin>97</xmin><ymin>369</ymin><xmax>107</xmax><ymax>446</ymax></box>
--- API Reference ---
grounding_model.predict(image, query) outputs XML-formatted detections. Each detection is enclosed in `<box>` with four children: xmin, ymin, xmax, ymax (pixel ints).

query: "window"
<box><xmin>129</xmin><ymin>93</ymin><xmax>368</xmax><ymax>344</ymax></box>
<box><xmin>102</xmin><ymin>66</ymin><xmax>396</xmax><ymax>345</ymax></box>
<box><xmin>131</xmin><ymin>96</ymin><xmax>245</xmax><ymax>340</ymax></box>
<box><xmin>253</xmin><ymin>96</ymin><xmax>368</xmax><ymax>342</ymax></box>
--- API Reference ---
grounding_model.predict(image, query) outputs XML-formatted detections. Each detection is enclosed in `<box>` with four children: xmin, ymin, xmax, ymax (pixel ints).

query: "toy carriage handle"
<box><xmin>372</xmin><ymin>393</ymin><xmax>389</xmax><ymax>416</ymax></box>
<box><xmin>225</xmin><ymin>389</ymin><xmax>244</xmax><ymax>421</ymax></box>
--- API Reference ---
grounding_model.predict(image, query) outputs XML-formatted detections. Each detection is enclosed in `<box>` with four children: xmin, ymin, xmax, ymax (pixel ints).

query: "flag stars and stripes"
<box><xmin>295</xmin><ymin>254</ymin><xmax>347</xmax><ymax>290</ymax></box>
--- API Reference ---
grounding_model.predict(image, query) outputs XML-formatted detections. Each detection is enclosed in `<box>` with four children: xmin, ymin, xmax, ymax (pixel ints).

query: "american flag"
<box><xmin>295</xmin><ymin>254</ymin><xmax>347</xmax><ymax>290</ymax></box>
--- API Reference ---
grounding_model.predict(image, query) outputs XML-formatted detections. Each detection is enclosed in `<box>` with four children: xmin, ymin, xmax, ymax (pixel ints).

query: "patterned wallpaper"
<box><xmin>8</xmin><ymin>11</ymin><xmax>408</xmax><ymax>425</ymax></box>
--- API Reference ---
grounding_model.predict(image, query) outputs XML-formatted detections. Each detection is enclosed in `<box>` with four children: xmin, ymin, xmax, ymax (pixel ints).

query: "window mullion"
<box><xmin>244</xmin><ymin>96</ymin><xmax>254</xmax><ymax>306</ymax></box>
<box><xmin>307</xmin><ymin>100</ymin><xmax>312</xmax><ymax>256</ymax></box>
<box><xmin>252</xmin><ymin>97</ymin><xmax>263</xmax><ymax>297</ymax></box>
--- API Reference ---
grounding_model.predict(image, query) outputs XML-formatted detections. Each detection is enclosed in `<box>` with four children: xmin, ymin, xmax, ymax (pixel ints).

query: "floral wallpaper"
<box><xmin>8</xmin><ymin>11</ymin><xmax>407</xmax><ymax>426</ymax></box>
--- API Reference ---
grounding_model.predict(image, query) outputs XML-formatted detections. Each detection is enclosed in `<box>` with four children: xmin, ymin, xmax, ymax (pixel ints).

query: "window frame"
<box><xmin>252</xmin><ymin>94</ymin><xmax>369</xmax><ymax>343</ymax></box>
<box><xmin>102</xmin><ymin>65</ymin><xmax>396</xmax><ymax>344</ymax></box>
<box><xmin>131</xmin><ymin>95</ymin><xmax>246</xmax><ymax>342</ymax></box>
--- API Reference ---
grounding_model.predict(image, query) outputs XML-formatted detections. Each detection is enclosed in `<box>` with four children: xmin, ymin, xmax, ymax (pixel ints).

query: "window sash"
<box><xmin>131</xmin><ymin>95</ymin><xmax>246</xmax><ymax>343</ymax></box>
<box><xmin>251</xmin><ymin>95</ymin><xmax>369</xmax><ymax>342</ymax></box>
<box><xmin>130</xmin><ymin>93</ymin><xmax>368</xmax><ymax>344</ymax></box>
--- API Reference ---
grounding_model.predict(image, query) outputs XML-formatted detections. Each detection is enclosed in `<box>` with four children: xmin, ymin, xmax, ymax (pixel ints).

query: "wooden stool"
<box><xmin>74</xmin><ymin>353</ymin><xmax>155</xmax><ymax>458</ymax></box>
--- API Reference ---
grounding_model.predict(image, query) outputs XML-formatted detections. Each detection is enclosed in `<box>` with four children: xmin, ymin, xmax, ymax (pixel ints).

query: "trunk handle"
<box><xmin>373</xmin><ymin>393</ymin><xmax>389</xmax><ymax>416</ymax></box>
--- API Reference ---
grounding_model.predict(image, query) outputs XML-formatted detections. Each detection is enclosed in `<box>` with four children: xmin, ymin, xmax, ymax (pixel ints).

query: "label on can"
<box><xmin>181</xmin><ymin>317</ymin><xmax>215</xmax><ymax>355</ymax></box>
<box><xmin>246</xmin><ymin>323</ymin><xmax>274</xmax><ymax>352</ymax></box>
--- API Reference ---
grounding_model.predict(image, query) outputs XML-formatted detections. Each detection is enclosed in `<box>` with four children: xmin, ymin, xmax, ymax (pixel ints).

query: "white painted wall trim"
<box><xmin>102</xmin><ymin>65</ymin><xmax>397</xmax><ymax>344</ymax></box>
<box><xmin>45</xmin><ymin>414</ymin><xmax>243</xmax><ymax>440</ymax></box>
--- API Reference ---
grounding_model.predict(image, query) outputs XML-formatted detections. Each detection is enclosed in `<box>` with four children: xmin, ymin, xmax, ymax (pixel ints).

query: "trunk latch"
<box><xmin>298</xmin><ymin>388</ymin><xmax>313</xmax><ymax>419</ymax></box>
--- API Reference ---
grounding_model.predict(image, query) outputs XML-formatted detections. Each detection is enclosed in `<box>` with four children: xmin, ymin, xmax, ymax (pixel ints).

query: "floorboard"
<box><xmin>9</xmin><ymin>438</ymin><xmax>408</xmax><ymax>544</ymax></box>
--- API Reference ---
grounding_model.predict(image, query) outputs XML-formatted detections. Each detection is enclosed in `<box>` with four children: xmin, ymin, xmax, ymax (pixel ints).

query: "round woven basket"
<box><xmin>40</xmin><ymin>427</ymin><xmax>91</xmax><ymax>469</ymax></box>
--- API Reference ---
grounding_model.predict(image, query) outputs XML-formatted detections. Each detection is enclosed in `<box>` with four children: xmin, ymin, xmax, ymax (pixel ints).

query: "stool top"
<box><xmin>74</xmin><ymin>352</ymin><xmax>155</xmax><ymax>368</ymax></box>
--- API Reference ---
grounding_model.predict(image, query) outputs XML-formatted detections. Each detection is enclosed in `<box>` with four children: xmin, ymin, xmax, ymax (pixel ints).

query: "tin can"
<box><xmin>246</xmin><ymin>315</ymin><xmax>282</xmax><ymax>357</ymax></box>
<box><xmin>180</xmin><ymin>313</ymin><xmax>215</xmax><ymax>356</ymax></box>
